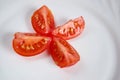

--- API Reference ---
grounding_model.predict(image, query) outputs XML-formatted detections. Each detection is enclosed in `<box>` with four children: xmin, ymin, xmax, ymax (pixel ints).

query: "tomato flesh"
<box><xmin>52</xmin><ymin>16</ymin><xmax>85</xmax><ymax>40</ymax></box>
<box><xmin>13</xmin><ymin>32</ymin><xmax>51</xmax><ymax>56</ymax></box>
<box><xmin>49</xmin><ymin>37</ymin><xmax>80</xmax><ymax>68</ymax></box>
<box><xmin>31</xmin><ymin>5</ymin><xmax>55</xmax><ymax>36</ymax></box>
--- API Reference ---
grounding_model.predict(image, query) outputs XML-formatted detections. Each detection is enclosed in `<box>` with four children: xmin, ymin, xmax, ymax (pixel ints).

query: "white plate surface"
<box><xmin>0</xmin><ymin>0</ymin><xmax>120</xmax><ymax>80</ymax></box>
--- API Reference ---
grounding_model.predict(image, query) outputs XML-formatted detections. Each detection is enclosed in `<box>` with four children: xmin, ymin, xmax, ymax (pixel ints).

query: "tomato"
<box><xmin>31</xmin><ymin>5</ymin><xmax>55</xmax><ymax>36</ymax></box>
<box><xmin>52</xmin><ymin>16</ymin><xmax>85</xmax><ymax>40</ymax></box>
<box><xmin>49</xmin><ymin>37</ymin><xmax>80</xmax><ymax>68</ymax></box>
<box><xmin>13</xmin><ymin>32</ymin><xmax>51</xmax><ymax>56</ymax></box>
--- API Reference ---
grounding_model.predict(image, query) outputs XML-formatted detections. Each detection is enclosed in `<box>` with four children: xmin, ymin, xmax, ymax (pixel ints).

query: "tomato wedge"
<box><xmin>49</xmin><ymin>37</ymin><xmax>80</xmax><ymax>68</ymax></box>
<box><xmin>31</xmin><ymin>5</ymin><xmax>55</xmax><ymax>36</ymax></box>
<box><xmin>52</xmin><ymin>16</ymin><xmax>85</xmax><ymax>40</ymax></box>
<box><xmin>13</xmin><ymin>32</ymin><xmax>51</xmax><ymax>56</ymax></box>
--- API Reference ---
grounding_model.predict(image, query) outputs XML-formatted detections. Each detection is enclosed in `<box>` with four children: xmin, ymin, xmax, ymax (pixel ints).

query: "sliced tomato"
<box><xmin>13</xmin><ymin>32</ymin><xmax>51</xmax><ymax>56</ymax></box>
<box><xmin>49</xmin><ymin>37</ymin><xmax>80</xmax><ymax>68</ymax></box>
<box><xmin>31</xmin><ymin>5</ymin><xmax>55</xmax><ymax>36</ymax></box>
<box><xmin>52</xmin><ymin>16</ymin><xmax>85</xmax><ymax>40</ymax></box>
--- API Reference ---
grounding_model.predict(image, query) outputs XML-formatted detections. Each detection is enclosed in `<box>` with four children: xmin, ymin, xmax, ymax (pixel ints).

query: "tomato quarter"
<box><xmin>31</xmin><ymin>5</ymin><xmax>55</xmax><ymax>36</ymax></box>
<box><xmin>49</xmin><ymin>37</ymin><xmax>80</xmax><ymax>68</ymax></box>
<box><xmin>13</xmin><ymin>32</ymin><xmax>51</xmax><ymax>56</ymax></box>
<box><xmin>52</xmin><ymin>16</ymin><xmax>85</xmax><ymax>40</ymax></box>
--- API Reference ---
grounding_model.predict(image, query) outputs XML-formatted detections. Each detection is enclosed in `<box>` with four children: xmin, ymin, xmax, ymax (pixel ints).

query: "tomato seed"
<box><xmin>35</xmin><ymin>14</ymin><xmax>39</xmax><ymax>20</ymax></box>
<box><xmin>41</xmin><ymin>25</ymin><xmax>45</xmax><ymax>29</ymax></box>
<box><xmin>26</xmin><ymin>45</ymin><xmax>30</xmax><ymax>50</ymax></box>
<box><xmin>69</xmin><ymin>27</ymin><xmax>75</xmax><ymax>35</ymax></box>
<box><xmin>38</xmin><ymin>21</ymin><xmax>42</xmax><ymax>26</ymax></box>
<box><xmin>41</xmin><ymin>39</ymin><xmax>47</xmax><ymax>44</ymax></box>
<box><xmin>30</xmin><ymin>45</ymin><xmax>35</xmax><ymax>50</ymax></box>
<box><xmin>74</xmin><ymin>22</ymin><xmax>78</xmax><ymax>26</ymax></box>
<box><xmin>21</xmin><ymin>44</ymin><xmax>25</xmax><ymax>49</ymax></box>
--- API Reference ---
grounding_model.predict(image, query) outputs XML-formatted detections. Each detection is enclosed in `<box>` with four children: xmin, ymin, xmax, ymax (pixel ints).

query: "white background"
<box><xmin>0</xmin><ymin>0</ymin><xmax>120</xmax><ymax>80</ymax></box>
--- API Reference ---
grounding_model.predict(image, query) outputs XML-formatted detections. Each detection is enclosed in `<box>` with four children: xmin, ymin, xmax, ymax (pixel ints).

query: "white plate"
<box><xmin>0</xmin><ymin>0</ymin><xmax>120</xmax><ymax>80</ymax></box>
